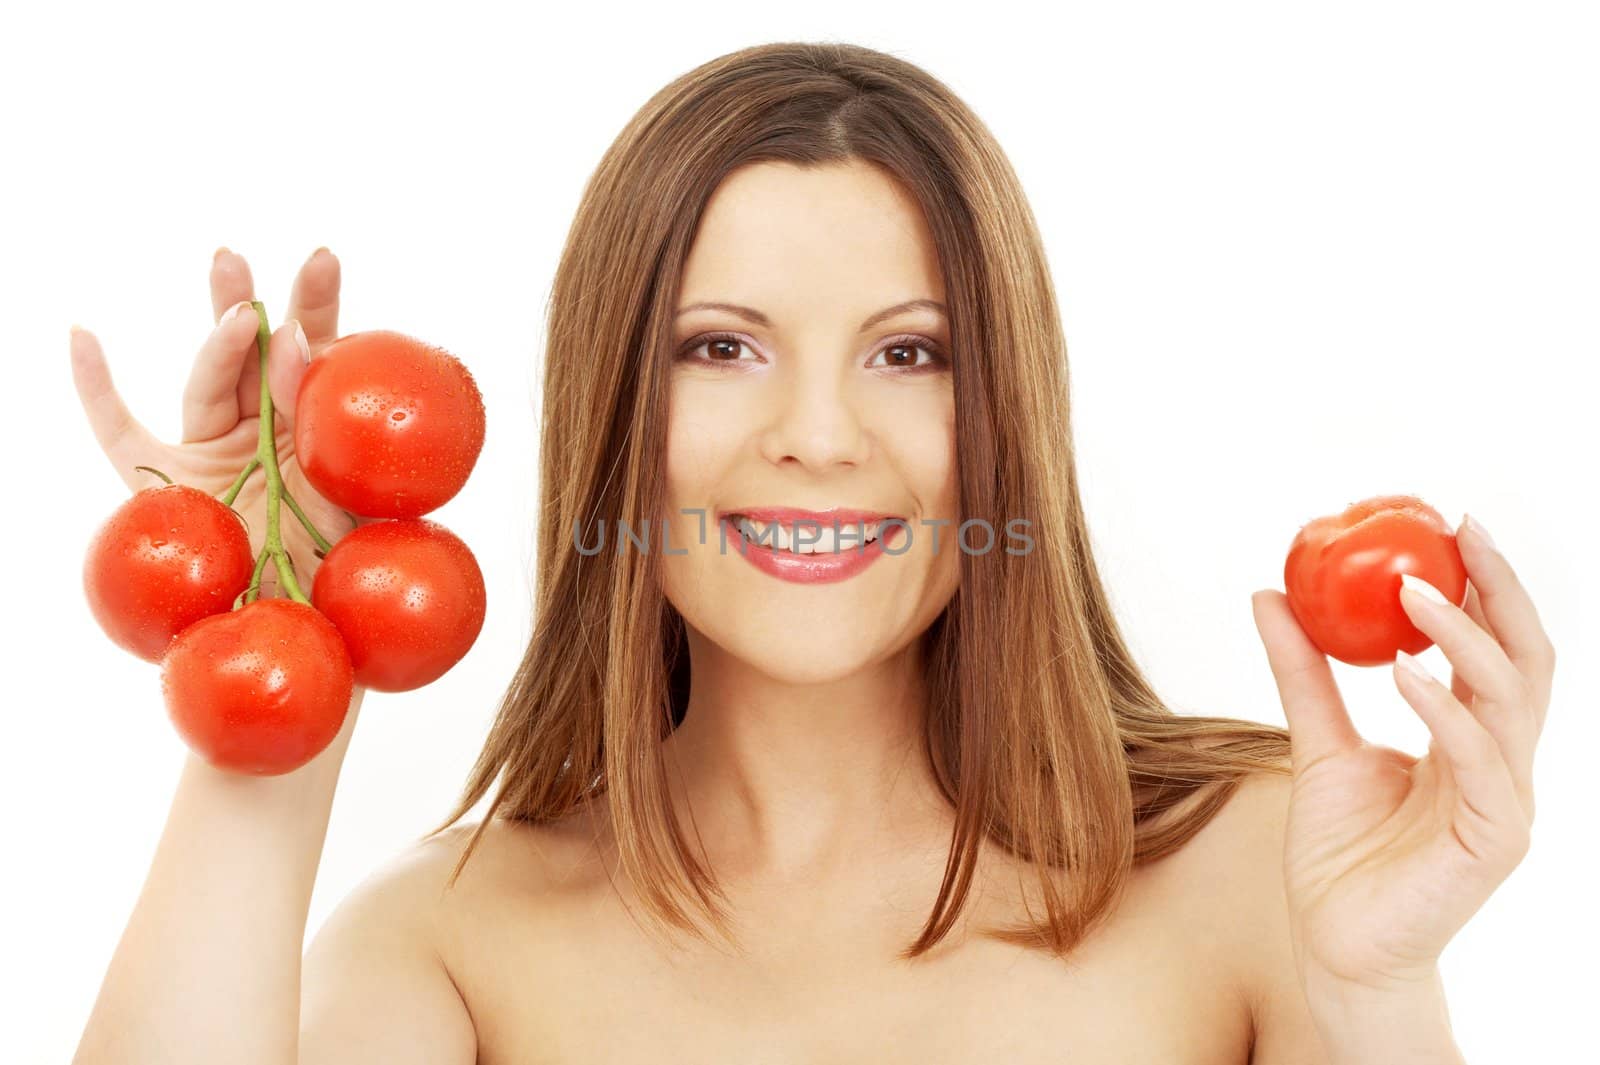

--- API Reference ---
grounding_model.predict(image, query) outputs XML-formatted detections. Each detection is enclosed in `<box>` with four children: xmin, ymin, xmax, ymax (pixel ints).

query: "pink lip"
<box><xmin>717</xmin><ymin>506</ymin><xmax>898</xmax><ymax>526</ymax></box>
<box><xmin>716</xmin><ymin>506</ymin><xmax>905</xmax><ymax>586</ymax></box>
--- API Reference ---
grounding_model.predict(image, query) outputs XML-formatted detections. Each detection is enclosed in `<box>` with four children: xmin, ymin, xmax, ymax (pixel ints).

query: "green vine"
<box><xmin>219</xmin><ymin>301</ymin><xmax>336</xmax><ymax>608</ymax></box>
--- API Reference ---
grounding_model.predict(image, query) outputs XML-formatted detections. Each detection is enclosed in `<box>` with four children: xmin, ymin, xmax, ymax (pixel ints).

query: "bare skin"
<box><xmin>321</xmin><ymin>771</ymin><xmax>1320</xmax><ymax>1064</ymax></box>
<box><xmin>75</xmin><ymin>162</ymin><xmax>1427</xmax><ymax>1063</ymax></box>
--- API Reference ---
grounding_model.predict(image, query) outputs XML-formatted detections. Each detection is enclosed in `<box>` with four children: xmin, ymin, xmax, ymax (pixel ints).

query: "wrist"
<box><xmin>1300</xmin><ymin>964</ymin><xmax>1464</xmax><ymax>1065</ymax></box>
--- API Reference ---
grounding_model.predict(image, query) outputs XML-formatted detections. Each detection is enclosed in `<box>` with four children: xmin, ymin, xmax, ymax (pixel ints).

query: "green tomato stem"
<box><xmin>219</xmin><ymin>457</ymin><xmax>259</xmax><ymax>506</ymax></box>
<box><xmin>280</xmin><ymin>484</ymin><xmax>334</xmax><ymax>555</ymax></box>
<box><xmin>240</xmin><ymin>546</ymin><xmax>271</xmax><ymax>606</ymax></box>
<box><xmin>236</xmin><ymin>300</ymin><xmax>324</xmax><ymax>605</ymax></box>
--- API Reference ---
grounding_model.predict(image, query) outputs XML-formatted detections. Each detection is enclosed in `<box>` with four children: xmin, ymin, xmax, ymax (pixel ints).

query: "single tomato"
<box><xmin>83</xmin><ymin>483</ymin><xmax>255</xmax><ymax>662</ymax></box>
<box><xmin>1283</xmin><ymin>494</ymin><xmax>1469</xmax><ymax>667</ymax></box>
<box><xmin>160</xmin><ymin>598</ymin><xmax>354</xmax><ymax>775</ymax></box>
<box><xmin>294</xmin><ymin>330</ymin><xmax>485</xmax><ymax>519</ymax></box>
<box><xmin>310</xmin><ymin>517</ymin><xmax>486</xmax><ymax>692</ymax></box>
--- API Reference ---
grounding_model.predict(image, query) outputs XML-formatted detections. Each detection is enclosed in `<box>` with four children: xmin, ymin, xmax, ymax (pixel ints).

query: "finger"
<box><xmin>285</xmin><ymin>247</ymin><xmax>341</xmax><ymax>358</ymax></box>
<box><xmin>210</xmin><ymin>247</ymin><xmax>256</xmax><ymax>322</ymax></box>
<box><xmin>1455</xmin><ymin>514</ymin><xmax>1556</xmax><ymax>724</ymax></box>
<box><xmin>267</xmin><ymin>319</ymin><xmax>312</xmax><ymax>424</ymax></box>
<box><xmin>1460</xmin><ymin>580</ymin><xmax>1540</xmax><ymax>821</ymax></box>
<box><xmin>1252</xmin><ymin>589</ymin><xmax>1363</xmax><ymax>777</ymax></box>
<box><xmin>181</xmin><ymin>300</ymin><xmax>264</xmax><ymax>443</ymax></box>
<box><xmin>1398</xmin><ymin>573</ymin><xmax>1535</xmax><ymax>801</ymax></box>
<box><xmin>1394</xmin><ymin>651</ymin><xmax>1533</xmax><ymax>858</ymax></box>
<box><xmin>1448</xmin><ymin>581</ymin><xmax>1486</xmax><ymax>710</ymax></box>
<box><xmin>68</xmin><ymin>326</ymin><xmax>169</xmax><ymax>493</ymax></box>
<box><xmin>210</xmin><ymin>248</ymin><xmax>262</xmax><ymax>425</ymax></box>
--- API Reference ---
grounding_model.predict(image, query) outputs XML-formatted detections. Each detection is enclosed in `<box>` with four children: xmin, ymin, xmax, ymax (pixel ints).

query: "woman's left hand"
<box><xmin>1249</xmin><ymin>514</ymin><xmax>1555</xmax><ymax>995</ymax></box>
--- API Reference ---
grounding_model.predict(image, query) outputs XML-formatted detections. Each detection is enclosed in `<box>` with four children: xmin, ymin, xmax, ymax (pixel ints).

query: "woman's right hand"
<box><xmin>70</xmin><ymin>247</ymin><xmax>374</xmax><ymax>593</ymax></box>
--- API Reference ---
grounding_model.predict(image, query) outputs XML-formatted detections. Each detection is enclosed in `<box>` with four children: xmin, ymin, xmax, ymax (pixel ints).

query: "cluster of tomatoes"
<box><xmin>82</xmin><ymin>328</ymin><xmax>488</xmax><ymax>776</ymax></box>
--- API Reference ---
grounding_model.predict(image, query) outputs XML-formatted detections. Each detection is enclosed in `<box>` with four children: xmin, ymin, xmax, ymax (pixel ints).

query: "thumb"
<box><xmin>68</xmin><ymin>325</ymin><xmax>165</xmax><ymax>493</ymax></box>
<box><xmin>1251</xmin><ymin>589</ymin><xmax>1364</xmax><ymax>776</ymax></box>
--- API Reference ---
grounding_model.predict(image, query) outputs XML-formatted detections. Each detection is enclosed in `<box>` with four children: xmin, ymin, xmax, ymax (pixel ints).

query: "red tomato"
<box><xmin>83</xmin><ymin>484</ymin><xmax>255</xmax><ymax>662</ymax></box>
<box><xmin>1283</xmin><ymin>494</ymin><xmax>1469</xmax><ymax>667</ymax></box>
<box><xmin>310</xmin><ymin>518</ymin><xmax>486</xmax><ymax>692</ymax></box>
<box><xmin>160</xmin><ymin>598</ymin><xmax>354</xmax><ymax>775</ymax></box>
<box><xmin>294</xmin><ymin>330</ymin><xmax>485</xmax><ymax>519</ymax></box>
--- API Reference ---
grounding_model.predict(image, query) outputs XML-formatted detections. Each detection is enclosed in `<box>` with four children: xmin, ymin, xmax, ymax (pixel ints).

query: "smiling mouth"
<box><xmin>720</xmin><ymin>513</ymin><xmax>901</xmax><ymax>555</ymax></box>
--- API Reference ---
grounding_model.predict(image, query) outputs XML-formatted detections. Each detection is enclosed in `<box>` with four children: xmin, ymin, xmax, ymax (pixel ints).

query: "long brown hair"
<box><xmin>425</xmin><ymin>40</ymin><xmax>1292</xmax><ymax>961</ymax></box>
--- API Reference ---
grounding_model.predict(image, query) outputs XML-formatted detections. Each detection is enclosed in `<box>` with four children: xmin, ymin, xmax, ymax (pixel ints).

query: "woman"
<box><xmin>71</xmin><ymin>42</ymin><xmax>1552</xmax><ymax>1064</ymax></box>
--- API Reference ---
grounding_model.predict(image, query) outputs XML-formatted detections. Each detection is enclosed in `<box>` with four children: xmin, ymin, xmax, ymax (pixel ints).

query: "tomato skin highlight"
<box><xmin>294</xmin><ymin>330</ymin><xmax>486</xmax><ymax>519</ymax></box>
<box><xmin>310</xmin><ymin>518</ymin><xmax>487</xmax><ymax>692</ymax></box>
<box><xmin>1283</xmin><ymin>494</ymin><xmax>1469</xmax><ymax>667</ymax></box>
<box><xmin>159</xmin><ymin>599</ymin><xmax>354</xmax><ymax>775</ymax></box>
<box><xmin>82</xmin><ymin>484</ymin><xmax>255</xmax><ymax>663</ymax></box>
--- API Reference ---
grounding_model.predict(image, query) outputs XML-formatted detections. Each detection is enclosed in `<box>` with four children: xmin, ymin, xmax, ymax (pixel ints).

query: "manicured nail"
<box><xmin>1394</xmin><ymin>649</ymin><xmax>1433</xmax><ymax>682</ymax></box>
<box><xmin>1400</xmin><ymin>572</ymin><xmax>1449</xmax><ymax>606</ymax></box>
<box><xmin>1462</xmin><ymin>512</ymin><xmax>1496</xmax><ymax>551</ymax></box>
<box><xmin>220</xmin><ymin>301</ymin><xmax>246</xmax><ymax>325</ymax></box>
<box><xmin>291</xmin><ymin>320</ymin><xmax>310</xmax><ymax>363</ymax></box>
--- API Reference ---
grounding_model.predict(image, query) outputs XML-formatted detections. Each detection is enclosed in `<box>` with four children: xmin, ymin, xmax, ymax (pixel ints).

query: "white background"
<box><xmin>4</xmin><ymin>1</ymin><xmax>1594</xmax><ymax>1060</ymax></box>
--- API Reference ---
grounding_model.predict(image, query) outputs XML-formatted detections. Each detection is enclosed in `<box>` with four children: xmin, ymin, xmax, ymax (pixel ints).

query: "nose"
<box><xmin>757</xmin><ymin>363</ymin><xmax>869</xmax><ymax>472</ymax></box>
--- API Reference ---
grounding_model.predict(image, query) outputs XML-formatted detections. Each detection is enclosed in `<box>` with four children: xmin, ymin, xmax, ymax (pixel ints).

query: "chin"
<box><xmin>696</xmin><ymin>623</ymin><xmax>893</xmax><ymax>686</ymax></box>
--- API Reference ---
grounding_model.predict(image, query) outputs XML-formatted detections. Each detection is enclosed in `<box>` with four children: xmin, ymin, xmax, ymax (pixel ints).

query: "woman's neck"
<box><xmin>659</xmin><ymin>632</ymin><xmax>953</xmax><ymax>887</ymax></box>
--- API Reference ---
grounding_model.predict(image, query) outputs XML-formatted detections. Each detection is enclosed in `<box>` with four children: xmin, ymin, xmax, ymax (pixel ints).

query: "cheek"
<box><xmin>873</xmin><ymin>384</ymin><xmax>957</xmax><ymax>516</ymax></box>
<box><xmin>662</xmin><ymin>378</ymin><xmax>744</xmax><ymax>598</ymax></box>
<box><xmin>665</xmin><ymin>378</ymin><xmax>730</xmax><ymax>504</ymax></box>
<box><xmin>872</xmin><ymin>386</ymin><xmax>958</xmax><ymax>604</ymax></box>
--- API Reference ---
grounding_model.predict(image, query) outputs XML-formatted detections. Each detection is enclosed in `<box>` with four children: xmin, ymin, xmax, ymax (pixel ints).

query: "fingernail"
<box><xmin>306</xmin><ymin>246</ymin><xmax>330</xmax><ymax>264</ymax></box>
<box><xmin>213</xmin><ymin>246</ymin><xmax>231</xmax><ymax>264</ymax></box>
<box><xmin>291</xmin><ymin>320</ymin><xmax>310</xmax><ymax>363</ymax></box>
<box><xmin>1394</xmin><ymin>649</ymin><xmax>1433</xmax><ymax>682</ymax></box>
<box><xmin>220</xmin><ymin>301</ymin><xmax>246</xmax><ymax>325</ymax></box>
<box><xmin>1400</xmin><ymin>572</ymin><xmax>1449</xmax><ymax>606</ymax></box>
<box><xmin>1463</xmin><ymin>512</ymin><xmax>1497</xmax><ymax>551</ymax></box>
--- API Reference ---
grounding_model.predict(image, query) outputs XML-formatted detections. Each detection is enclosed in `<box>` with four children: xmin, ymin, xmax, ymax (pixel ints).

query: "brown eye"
<box><xmin>867</xmin><ymin>337</ymin><xmax>946</xmax><ymax>372</ymax></box>
<box><xmin>678</xmin><ymin>332</ymin><xmax>759</xmax><ymax>366</ymax></box>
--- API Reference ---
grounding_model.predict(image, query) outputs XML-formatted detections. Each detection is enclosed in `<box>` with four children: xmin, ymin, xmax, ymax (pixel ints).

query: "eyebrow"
<box><xmin>674</xmin><ymin>298</ymin><xmax>948</xmax><ymax>333</ymax></box>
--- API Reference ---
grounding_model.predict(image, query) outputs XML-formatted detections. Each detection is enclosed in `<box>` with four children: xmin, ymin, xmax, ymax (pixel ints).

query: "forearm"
<box><xmin>73</xmin><ymin>684</ymin><xmax>366</xmax><ymax>1065</ymax></box>
<box><xmin>1302</xmin><ymin>965</ymin><xmax>1466</xmax><ymax>1065</ymax></box>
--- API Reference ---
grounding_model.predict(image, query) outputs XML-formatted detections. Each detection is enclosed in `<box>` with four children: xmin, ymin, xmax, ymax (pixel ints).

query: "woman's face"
<box><xmin>661</xmin><ymin>159</ymin><xmax>960</xmax><ymax>684</ymax></box>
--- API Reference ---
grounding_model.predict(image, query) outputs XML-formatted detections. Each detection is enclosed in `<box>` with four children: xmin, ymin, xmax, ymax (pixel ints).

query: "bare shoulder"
<box><xmin>1204</xmin><ymin>769</ymin><xmax>1294</xmax><ymax>867</ymax></box>
<box><xmin>1150</xmin><ymin>768</ymin><xmax>1295</xmax><ymax>944</ymax></box>
<box><xmin>1177</xmin><ymin>769</ymin><xmax>1332</xmax><ymax>1064</ymax></box>
<box><xmin>333</xmin><ymin>818</ymin><xmax>505</xmax><ymax>917</ymax></box>
<box><xmin>299</xmin><ymin>808</ymin><xmax>607</xmax><ymax>1065</ymax></box>
<box><xmin>1130</xmin><ymin>767</ymin><xmax>1291</xmax><ymax>924</ymax></box>
<box><xmin>298</xmin><ymin>822</ymin><xmax>487</xmax><ymax>1064</ymax></box>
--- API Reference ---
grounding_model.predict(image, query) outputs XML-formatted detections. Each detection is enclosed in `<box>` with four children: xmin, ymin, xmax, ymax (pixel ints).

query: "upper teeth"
<box><xmin>734</xmin><ymin>517</ymin><xmax>883</xmax><ymax>553</ymax></box>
